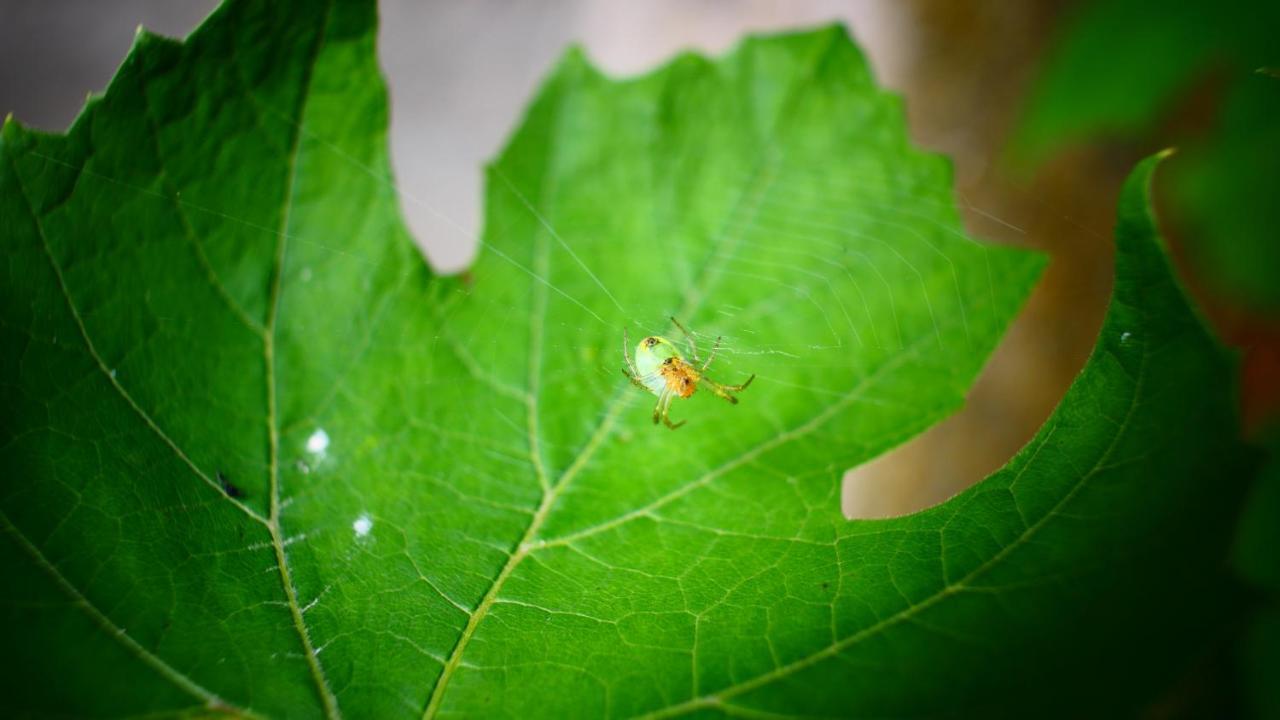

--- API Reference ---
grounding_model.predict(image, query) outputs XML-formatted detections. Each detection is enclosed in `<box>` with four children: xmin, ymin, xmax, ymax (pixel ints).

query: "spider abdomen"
<box><xmin>661</xmin><ymin>358</ymin><xmax>699</xmax><ymax>399</ymax></box>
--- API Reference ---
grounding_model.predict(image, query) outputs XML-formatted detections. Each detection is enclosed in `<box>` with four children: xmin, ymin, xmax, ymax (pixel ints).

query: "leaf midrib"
<box><xmin>261</xmin><ymin>1</ymin><xmax>340</xmax><ymax>717</ymax></box>
<box><xmin>421</xmin><ymin>31</ymin><xmax>844</xmax><ymax>718</ymax></box>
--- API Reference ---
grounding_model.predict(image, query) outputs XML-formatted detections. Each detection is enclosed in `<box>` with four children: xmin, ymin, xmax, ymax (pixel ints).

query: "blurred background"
<box><xmin>3</xmin><ymin>1</ymin><xmax>1277</xmax><ymax>716</ymax></box>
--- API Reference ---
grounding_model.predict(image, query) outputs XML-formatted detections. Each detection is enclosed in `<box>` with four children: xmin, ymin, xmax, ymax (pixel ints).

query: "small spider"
<box><xmin>622</xmin><ymin>317</ymin><xmax>755</xmax><ymax>429</ymax></box>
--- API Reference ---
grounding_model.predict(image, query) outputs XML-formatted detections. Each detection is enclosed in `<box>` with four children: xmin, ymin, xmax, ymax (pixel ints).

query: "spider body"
<box><xmin>660</xmin><ymin>357</ymin><xmax>699</xmax><ymax>399</ymax></box>
<box><xmin>631</xmin><ymin>335</ymin><xmax>693</xmax><ymax>397</ymax></box>
<box><xmin>623</xmin><ymin>318</ymin><xmax>754</xmax><ymax>429</ymax></box>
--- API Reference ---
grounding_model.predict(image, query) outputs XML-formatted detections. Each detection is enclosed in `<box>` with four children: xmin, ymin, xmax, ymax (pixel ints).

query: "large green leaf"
<box><xmin>0</xmin><ymin>0</ymin><xmax>1242</xmax><ymax>717</ymax></box>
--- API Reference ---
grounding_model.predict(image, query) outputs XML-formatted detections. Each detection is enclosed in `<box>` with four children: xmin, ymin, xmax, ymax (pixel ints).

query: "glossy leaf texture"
<box><xmin>0</xmin><ymin>0</ymin><xmax>1244</xmax><ymax>717</ymax></box>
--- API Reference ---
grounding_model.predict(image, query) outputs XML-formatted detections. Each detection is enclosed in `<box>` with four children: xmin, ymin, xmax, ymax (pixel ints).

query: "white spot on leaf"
<box><xmin>306</xmin><ymin>428</ymin><xmax>329</xmax><ymax>454</ymax></box>
<box><xmin>353</xmin><ymin>514</ymin><xmax>373</xmax><ymax>538</ymax></box>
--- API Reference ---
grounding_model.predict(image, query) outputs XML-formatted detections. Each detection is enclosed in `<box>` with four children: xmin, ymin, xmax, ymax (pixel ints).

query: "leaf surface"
<box><xmin>0</xmin><ymin>1</ymin><xmax>1242</xmax><ymax>718</ymax></box>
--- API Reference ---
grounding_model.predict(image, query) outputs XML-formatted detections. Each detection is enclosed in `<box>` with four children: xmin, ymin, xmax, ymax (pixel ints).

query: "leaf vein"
<box><xmin>5</xmin><ymin>151</ymin><xmax>268</xmax><ymax>526</ymax></box>
<box><xmin>642</xmin><ymin>310</ymin><xmax>1151</xmax><ymax>719</ymax></box>
<box><xmin>0</xmin><ymin>510</ymin><xmax>263</xmax><ymax>718</ymax></box>
<box><xmin>260</xmin><ymin>3</ymin><xmax>341</xmax><ymax>718</ymax></box>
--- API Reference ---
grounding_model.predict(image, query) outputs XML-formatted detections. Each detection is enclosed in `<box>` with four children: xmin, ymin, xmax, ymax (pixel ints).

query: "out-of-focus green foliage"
<box><xmin>1016</xmin><ymin>0</ymin><xmax>1280</xmax><ymax>312</ymax></box>
<box><xmin>1236</xmin><ymin>430</ymin><xmax>1280</xmax><ymax>718</ymax></box>
<box><xmin>0</xmin><ymin>0</ymin><xmax>1251</xmax><ymax>717</ymax></box>
<box><xmin>1237</xmin><ymin>434</ymin><xmax>1280</xmax><ymax>591</ymax></box>
<box><xmin>1171</xmin><ymin>74</ymin><xmax>1280</xmax><ymax>312</ymax></box>
<box><xmin>1014</xmin><ymin>0</ymin><xmax>1276</xmax><ymax>161</ymax></box>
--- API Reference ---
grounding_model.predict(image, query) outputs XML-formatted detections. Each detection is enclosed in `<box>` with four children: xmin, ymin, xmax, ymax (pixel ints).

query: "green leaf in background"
<box><xmin>1013</xmin><ymin>0</ymin><xmax>1280</xmax><ymax>312</ymax></box>
<box><xmin>0</xmin><ymin>1</ymin><xmax>1244</xmax><ymax>719</ymax></box>
<box><xmin>1169</xmin><ymin>74</ymin><xmax>1280</xmax><ymax>311</ymax></box>
<box><xmin>1012</xmin><ymin>0</ymin><xmax>1277</xmax><ymax>165</ymax></box>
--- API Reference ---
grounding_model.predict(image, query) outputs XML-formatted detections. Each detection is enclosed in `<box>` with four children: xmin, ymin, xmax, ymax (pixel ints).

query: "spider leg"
<box><xmin>670</xmin><ymin>316</ymin><xmax>700</xmax><ymax>364</ymax></box>
<box><xmin>699</xmin><ymin>335</ymin><xmax>722</xmax><ymax>372</ymax></box>
<box><xmin>623</xmin><ymin>328</ymin><xmax>636</xmax><ymax>373</ymax></box>
<box><xmin>622</xmin><ymin>328</ymin><xmax>651</xmax><ymax>390</ymax></box>
<box><xmin>703</xmin><ymin>381</ymin><xmax>740</xmax><ymax>405</ymax></box>
<box><xmin>651</xmin><ymin>388</ymin><xmax>669</xmax><ymax>424</ymax></box>
<box><xmin>622</xmin><ymin>369</ymin><xmax>651</xmax><ymax>390</ymax></box>
<box><xmin>704</xmin><ymin>374</ymin><xmax>755</xmax><ymax>404</ymax></box>
<box><xmin>659</xmin><ymin>390</ymin><xmax>685</xmax><ymax>430</ymax></box>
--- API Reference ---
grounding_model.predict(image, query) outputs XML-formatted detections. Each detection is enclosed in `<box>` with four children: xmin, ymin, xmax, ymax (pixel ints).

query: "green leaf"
<box><xmin>0</xmin><ymin>2</ymin><xmax>1242</xmax><ymax>719</ymax></box>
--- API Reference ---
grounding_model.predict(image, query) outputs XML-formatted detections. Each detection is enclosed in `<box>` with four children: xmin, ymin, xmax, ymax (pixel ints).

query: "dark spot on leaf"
<box><xmin>217</xmin><ymin>471</ymin><xmax>243</xmax><ymax>499</ymax></box>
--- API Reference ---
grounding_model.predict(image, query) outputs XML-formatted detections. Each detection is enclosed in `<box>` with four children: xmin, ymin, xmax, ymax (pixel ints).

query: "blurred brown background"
<box><xmin>0</xmin><ymin>0</ymin><xmax>1142</xmax><ymax>517</ymax></box>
